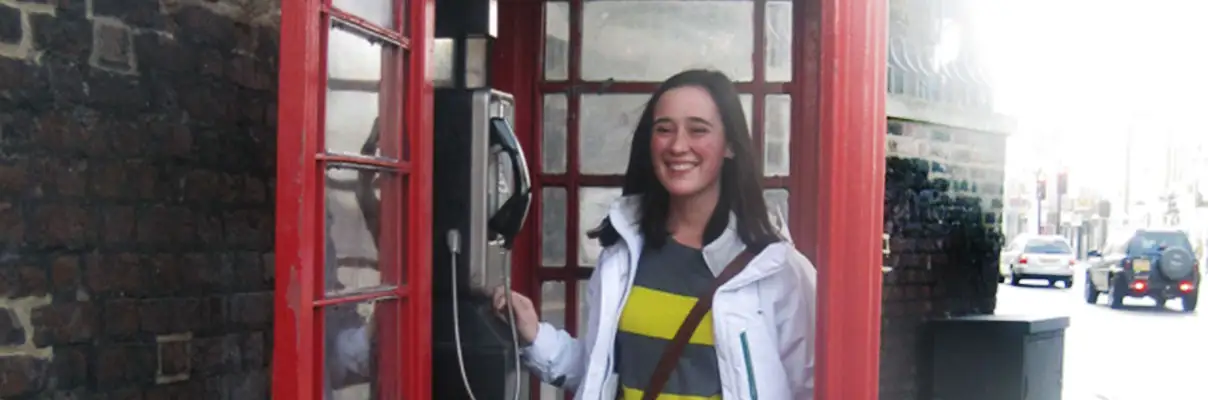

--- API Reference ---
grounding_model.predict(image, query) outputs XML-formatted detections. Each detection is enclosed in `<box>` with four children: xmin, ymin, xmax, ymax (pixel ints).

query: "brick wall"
<box><xmin>878</xmin><ymin>120</ymin><xmax>1007</xmax><ymax>399</ymax></box>
<box><xmin>0</xmin><ymin>0</ymin><xmax>278</xmax><ymax>397</ymax></box>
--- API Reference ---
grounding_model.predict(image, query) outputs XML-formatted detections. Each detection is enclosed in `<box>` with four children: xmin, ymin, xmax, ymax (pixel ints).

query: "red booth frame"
<box><xmin>273</xmin><ymin>0</ymin><xmax>886</xmax><ymax>399</ymax></box>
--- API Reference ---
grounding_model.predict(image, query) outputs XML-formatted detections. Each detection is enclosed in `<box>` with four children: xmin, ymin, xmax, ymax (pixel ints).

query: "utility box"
<box><xmin>928</xmin><ymin>315</ymin><xmax>1070</xmax><ymax>400</ymax></box>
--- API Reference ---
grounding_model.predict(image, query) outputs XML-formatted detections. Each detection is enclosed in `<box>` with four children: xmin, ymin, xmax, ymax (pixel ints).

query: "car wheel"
<box><xmin>1010</xmin><ymin>268</ymin><xmax>1021</xmax><ymax>286</ymax></box>
<box><xmin>1062</xmin><ymin>279</ymin><xmax>1073</xmax><ymax>289</ymax></box>
<box><xmin>1108</xmin><ymin>276</ymin><xmax>1127</xmax><ymax>309</ymax></box>
<box><xmin>1083</xmin><ymin>276</ymin><xmax>1099</xmax><ymax>304</ymax></box>
<box><xmin>1183</xmin><ymin>291</ymin><xmax>1198</xmax><ymax>312</ymax></box>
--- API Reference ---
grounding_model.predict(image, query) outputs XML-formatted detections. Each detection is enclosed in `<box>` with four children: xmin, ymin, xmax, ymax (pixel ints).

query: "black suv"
<box><xmin>1084</xmin><ymin>229</ymin><xmax>1199</xmax><ymax>312</ymax></box>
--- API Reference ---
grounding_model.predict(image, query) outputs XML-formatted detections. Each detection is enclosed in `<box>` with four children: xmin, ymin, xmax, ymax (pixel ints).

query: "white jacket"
<box><xmin>522</xmin><ymin>195</ymin><xmax>817</xmax><ymax>400</ymax></box>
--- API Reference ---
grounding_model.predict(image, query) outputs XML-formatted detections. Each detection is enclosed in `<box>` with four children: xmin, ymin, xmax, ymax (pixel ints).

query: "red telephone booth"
<box><xmin>274</xmin><ymin>0</ymin><xmax>886</xmax><ymax>398</ymax></box>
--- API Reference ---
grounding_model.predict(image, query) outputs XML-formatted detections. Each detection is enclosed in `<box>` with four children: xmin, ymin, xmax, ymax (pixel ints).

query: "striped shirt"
<box><xmin>615</xmin><ymin>239</ymin><xmax>722</xmax><ymax>400</ymax></box>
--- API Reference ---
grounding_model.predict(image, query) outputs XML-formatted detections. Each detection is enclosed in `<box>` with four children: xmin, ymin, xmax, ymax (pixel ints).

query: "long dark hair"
<box><xmin>588</xmin><ymin>69</ymin><xmax>782</xmax><ymax>252</ymax></box>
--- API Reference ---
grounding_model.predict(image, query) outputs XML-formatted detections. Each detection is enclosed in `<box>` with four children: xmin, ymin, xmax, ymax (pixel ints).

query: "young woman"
<box><xmin>494</xmin><ymin>69</ymin><xmax>816</xmax><ymax>400</ymax></box>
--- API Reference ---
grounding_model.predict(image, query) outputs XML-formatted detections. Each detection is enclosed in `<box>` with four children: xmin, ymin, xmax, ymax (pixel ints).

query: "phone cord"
<box><xmin>448</xmin><ymin>229</ymin><xmax>523</xmax><ymax>400</ymax></box>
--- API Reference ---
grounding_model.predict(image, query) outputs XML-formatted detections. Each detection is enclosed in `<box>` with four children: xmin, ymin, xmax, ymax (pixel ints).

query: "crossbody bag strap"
<box><xmin>640</xmin><ymin>250</ymin><xmax>756</xmax><ymax>400</ymax></box>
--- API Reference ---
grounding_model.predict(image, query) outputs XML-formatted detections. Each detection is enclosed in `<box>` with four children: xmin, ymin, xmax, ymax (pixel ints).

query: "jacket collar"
<box><xmin>605</xmin><ymin>195</ymin><xmax>791</xmax><ymax>284</ymax></box>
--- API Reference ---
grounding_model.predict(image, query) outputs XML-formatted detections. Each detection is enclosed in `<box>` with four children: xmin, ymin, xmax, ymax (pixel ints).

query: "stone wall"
<box><xmin>0</xmin><ymin>0</ymin><xmax>278</xmax><ymax>397</ymax></box>
<box><xmin>878</xmin><ymin>119</ymin><xmax>1007</xmax><ymax>399</ymax></box>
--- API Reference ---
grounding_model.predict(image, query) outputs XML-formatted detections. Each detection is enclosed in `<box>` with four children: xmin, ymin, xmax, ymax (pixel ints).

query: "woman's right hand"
<box><xmin>492</xmin><ymin>285</ymin><xmax>540</xmax><ymax>345</ymax></box>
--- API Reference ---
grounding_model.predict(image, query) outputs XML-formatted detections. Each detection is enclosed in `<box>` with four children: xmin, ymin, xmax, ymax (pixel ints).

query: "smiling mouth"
<box><xmin>666</xmin><ymin>162</ymin><xmax>698</xmax><ymax>172</ymax></box>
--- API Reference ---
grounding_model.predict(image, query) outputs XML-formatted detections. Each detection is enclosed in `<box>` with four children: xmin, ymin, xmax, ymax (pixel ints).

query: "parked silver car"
<box><xmin>999</xmin><ymin>234</ymin><xmax>1077</xmax><ymax>288</ymax></box>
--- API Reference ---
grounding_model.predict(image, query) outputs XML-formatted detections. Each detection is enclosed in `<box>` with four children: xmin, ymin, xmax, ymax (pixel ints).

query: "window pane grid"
<box><xmin>314</xmin><ymin>289</ymin><xmax>403</xmax><ymax>307</ymax></box>
<box><xmin>281</xmin><ymin>0</ymin><xmax>425</xmax><ymax>398</ymax></box>
<box><xmin>325</xmin><ymin>6</ymin><xmax>410</xmax><ymax>48</ymax></box>
<box><xmin>318</xmin><ymin>154</ymin><xmax>411</xmax><ymax>171</ymax></box>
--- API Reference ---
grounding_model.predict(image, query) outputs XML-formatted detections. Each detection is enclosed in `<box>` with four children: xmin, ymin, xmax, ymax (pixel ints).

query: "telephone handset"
<box><xmin>486</xmin><ymin>116</ymin><xmax>532</xmax><ymax>250</ymax></box>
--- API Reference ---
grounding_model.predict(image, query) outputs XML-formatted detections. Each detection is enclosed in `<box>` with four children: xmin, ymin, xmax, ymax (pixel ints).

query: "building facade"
<box><xmin>0</xmin><ymin>0</ymin><xmax>277</xmax><ymax>397</ymax></box>
<box><xmin>880</xmin><ymin>0</ymin><xmax>1016</xmax><ymax>398</ymax></box>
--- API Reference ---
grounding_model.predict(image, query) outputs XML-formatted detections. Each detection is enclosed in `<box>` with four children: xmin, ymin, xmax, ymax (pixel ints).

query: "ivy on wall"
<box><xmin>885</xmin><ymin>156</ymin><xmax>1004</xmax><ymax>317</ymax></box>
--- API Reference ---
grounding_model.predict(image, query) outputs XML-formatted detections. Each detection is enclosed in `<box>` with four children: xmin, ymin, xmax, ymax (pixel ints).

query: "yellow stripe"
<box><xmin>618</xmin><ymin>286</ymin><xmax>714</xmax><ymax>346</ymax></box>
<box><xmin>621</xmin><ymin>386</ymin><xmax>722</xmax><ymax>400</ymax></box>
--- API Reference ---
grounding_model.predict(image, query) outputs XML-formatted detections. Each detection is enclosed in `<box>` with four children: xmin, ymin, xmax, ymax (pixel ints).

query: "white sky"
<box><xmin>970</xmin><ymin>0</ymin><xmax>1208</xmax><ymax>193</ymax></box>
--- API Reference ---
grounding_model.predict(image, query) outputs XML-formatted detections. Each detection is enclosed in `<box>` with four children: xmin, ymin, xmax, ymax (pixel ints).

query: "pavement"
<box><xmin>996</xmin><ymin>264</ymin><xmax>1207</xmax><ymax>400</ymax></box>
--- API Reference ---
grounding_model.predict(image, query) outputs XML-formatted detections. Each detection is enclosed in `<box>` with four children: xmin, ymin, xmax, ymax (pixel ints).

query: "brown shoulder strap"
<box><xmin>641</xmin><ymin>250</ymin><xmax>756</xmax><ymax>400</ymax></box>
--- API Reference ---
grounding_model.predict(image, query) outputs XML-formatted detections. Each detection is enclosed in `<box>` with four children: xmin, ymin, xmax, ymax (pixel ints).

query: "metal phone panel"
<box><xmin>468</xmin><ymin>90</ymin><xmax>517</xmax><ymax>291</ymax></box>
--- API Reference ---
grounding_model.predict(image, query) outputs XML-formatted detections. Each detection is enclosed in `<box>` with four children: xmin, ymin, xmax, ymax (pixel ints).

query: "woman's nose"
<box><xmin>667</xmin><ymin>129</ymin><xmax>691</xmax><ymax>152</ymax></box>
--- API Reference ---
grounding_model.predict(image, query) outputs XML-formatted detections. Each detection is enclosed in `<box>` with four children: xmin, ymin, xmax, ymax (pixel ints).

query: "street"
<box><xmin>996</xmin><ymin>265</ymin><xmax>1207</xmax><ymax>400</ymax></box>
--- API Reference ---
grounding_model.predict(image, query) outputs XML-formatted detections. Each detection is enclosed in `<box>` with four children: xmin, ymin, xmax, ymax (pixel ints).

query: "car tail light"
<box><xmin>1068</xmin><ymin>259</ymin><xmax>1076</xmax><ymax>266</ymax></box>
<box><xmin>1179</xmin><ymin>281</ymin><xmax>1194</xmax><ymax>293</ymax></box>
<box><xmin>1018</xmin><ymin>256</ymin><xmax>1028</xmax><ymax>264</ymax></box>
<box><xmin>1131</xmin><ymin>280</ymin><xmax>1147</xmax><ymax>291</ymax></box>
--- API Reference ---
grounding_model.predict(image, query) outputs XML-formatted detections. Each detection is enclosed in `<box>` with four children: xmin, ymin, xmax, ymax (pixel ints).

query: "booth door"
<box><xmin>530</xmin><ymin>1</ymin><xmax>797</xmax><ymax>398</ymax></box>
<box><xmin>274</xmin><ymin>0</ymin><xmax>434</xmax><ymax>399</ymax></box>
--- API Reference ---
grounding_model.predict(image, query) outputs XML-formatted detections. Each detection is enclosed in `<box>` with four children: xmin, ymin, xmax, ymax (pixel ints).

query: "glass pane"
<box><xmin>538</xmin><ymin>281</ymin><xmax>567</xmax><ymax>400</ymax></box>
<box><xmin>766</xmin><ymin>1</ymin><xmax>793</xmax><ymax>82</ymax></box>
<box><xmin>579</xmin><ymin>94</ymin><xmax>645</xmax><ymax>175</ymax></box>
<box><xmin>740</xmin><ymin>94</ymin><xmax>753</xmax><ymax>134</ymax></box>
<box><xmin>544</xmin><ymin>2</ymin><xmax>570</xmax><ymax>80</ymax></box>
<box><xmin>576</xmin><ymin>279</ymin><xmax>590</xmax><ymax>337</ymax></box>
<box><xmin>515</xmin><ymin>370</ymin><xmax>533</xmax><ymax>400</ymax></box>
<box><xmin>326</xmin><ymin>166</ymin><xmax>400</xmax><ymax>296</ymax></box>
<box><xmin>326</xmin><ymin>25</ymin><xmax>402</xmax><ymax>159</ymax></box>
<box><xmin>540</xmin><ymin>280</ymin><xmax>567</xmax><ymax>327</ymax></box>
<box><xmin>582</xmin><ymin>1</ymin><xmax>755</xmax><ymax>82</ymax></box>
<box><xmin>333</xmin><ymin>0</ymin><xmax>395</xmax><ymax>30</ymax></box>
<box><xmin>324</xmin><ymin>299</ymin><xmax>397</xmax><ymax>398</ymax></box>
<box><xmin>579</xmin><ymin>187</ymin><xmax>623</xmax><ymax>266</ymax></box>
<box><xmin>541</xmin><ymin>386</ymin><xmax>564</xmax><ymax>400</ymax></box>
<box><xmin>543</xmin><ymin>94</ymin><xmax>568</xmax><ymax>173</ymax></box>
<box><xmin>764</xmin><ymin>189</ymin><xmax>789</xmax><ymax>229</ymax></box>
<box><xmin>764</xmin><ymin>95</ymin><xmax>791</xmax><ymax>176</ymax></box>
<box><xmin>432</xmin><ymin>38</ymin><xmax>455</xmax><ymax>88</ymax></box>
<box><xmin>542</xmin><ymin>187</ymin><xmax>568</xmax><ymax>267</ymax></box>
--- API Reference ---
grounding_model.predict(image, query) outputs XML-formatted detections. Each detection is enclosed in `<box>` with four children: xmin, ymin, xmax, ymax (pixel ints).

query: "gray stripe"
<box><xmin>616</xmin><ymin>331</ymin><xmax>722</xmax><ymax>397</ymax></box>
<box><xmin>634</xmin><ymin>239</ymin><xmax>714</xmax><ymax>297</ymax></box>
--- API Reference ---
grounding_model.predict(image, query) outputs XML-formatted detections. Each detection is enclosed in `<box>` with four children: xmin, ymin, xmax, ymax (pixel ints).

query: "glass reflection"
<box><xmin>543</xmin><ymin>94</ymin><xmax>568</xmax><ymax>173</ymax></box>
<box><xmin>764</xmin><ymin>95</ymin><xmax>791</xmax><ymax>177</ymax></box>
<box><xmin>765</xmin><ymin>1</ymin><xmax>793</xmax><ymax>82</ymax></box>
<box><xmin>579</xmin><ymin>95</ymin><xmax>645</xmax><ymax>175</ymax></box>
<box><xmin>333</xmin><ymin>0</ymin><xmax>395</xmax><ymax>30</ymax></box>
<box><xmin>324</xmin><ymin>300</ymin><xmax>394</xmax><ymax>399</ymax></box>
<box><xmin>326</xmin><ymin>26</ymin><xmax>399</xmax><ymax>159</ymax></box>
<box><xmin>325</xmin><ymin>166</ymin><xmax>385</xmax><ymax>296</ymax></box>
<box><xmin>579</xmin><ymin>187</ymin><xmax>623</xmax><ymax>266</ymax></box>
<box><xmin>542</xmin><ymin>187</ymin><xmax>568</xmax><ymax>267</ymax></box>
<box><xmin>581</xmin><ymin>1</ymin><xmax>755</xmax><ymax>82</ymax></box>
<box><xmin>764</xmin><ymin>189</ymin><xmax>789</xmax><ymax>225</ymax></box>
<box><xmin>544</xmin><ymin>2</ymin><xmax>570</xmax><ymax>80</ymax></box>
<box><xmin>539</xmin><ymin>281</ymin><xmax>567</xmax><ymax>399</ymax></box>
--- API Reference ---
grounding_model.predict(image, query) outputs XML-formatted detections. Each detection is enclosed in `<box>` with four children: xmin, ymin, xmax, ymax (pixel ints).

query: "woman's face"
<box><xmin>650</xmin><ymin>86</ymin><xmax>730</xmax><ymax>199</ymax></box>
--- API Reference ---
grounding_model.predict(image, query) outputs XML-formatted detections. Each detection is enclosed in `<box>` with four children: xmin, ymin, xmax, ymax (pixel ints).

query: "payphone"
<box><xmin>432</xmin><ymin>0</ymin><xmax>532</xmax><ymax>399</ymax></box>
